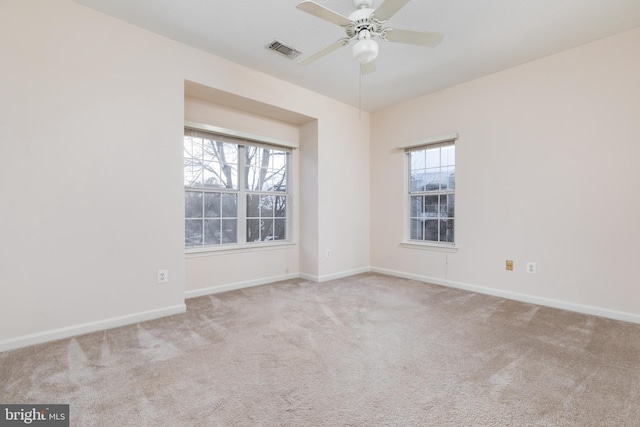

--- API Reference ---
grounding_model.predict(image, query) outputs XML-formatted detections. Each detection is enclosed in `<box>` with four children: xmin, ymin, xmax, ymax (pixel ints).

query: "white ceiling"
<box><xmin>73</xmin><ymin>0</ymin><xmax>640</xmax><ymax>112</ymax></box>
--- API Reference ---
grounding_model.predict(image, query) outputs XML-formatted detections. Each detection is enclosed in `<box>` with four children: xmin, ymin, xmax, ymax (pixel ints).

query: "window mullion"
<box><xmin>437</xmin><ymin>194</ymin><xmax>442</xmax><ymax>243</ymax></box>
<box><xmin>201</xmin><ymin>190</ymin><xmax>205</xmax><ymax>247</ymax></box>
<box><xmin>238</xmin><ymin>145</ymin><xmax>247</xmax><ymax>244</ymax></box>
<box><xmin>286</xmin><ymin>152</ymin><xmax>291</xmax><ymax>241</ymax></box>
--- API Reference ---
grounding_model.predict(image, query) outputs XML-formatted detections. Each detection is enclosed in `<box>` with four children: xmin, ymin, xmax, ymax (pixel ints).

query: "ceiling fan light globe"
<box><xmin>352</xmin><ymin>38</ymin><xmax>378</xmax><ymax>64</ymax></box>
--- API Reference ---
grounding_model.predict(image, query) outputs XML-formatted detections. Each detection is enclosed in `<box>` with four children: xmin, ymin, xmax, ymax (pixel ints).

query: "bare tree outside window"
<box><xmin>184</xmin><ymin>136</ymin><xmax>238</xmax><ymax>189</ymax></box>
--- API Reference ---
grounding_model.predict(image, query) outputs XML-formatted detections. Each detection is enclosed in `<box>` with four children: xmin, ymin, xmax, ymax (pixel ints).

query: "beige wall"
<box><xmin>370</xmin><ymin>27</ymin><xmax>640</xmax><ymax>322</ymax></box>
<box><xmin>0</xmin><ymin>0</ymin><xmax>370</xmax><ymax>350</ymax></box>
<box><xmin>299</xmin><ymin>120</ymin><xmax>320</xmax><ymax>278</ymax></box>
<box><xmin>316</xmin><ymin>117</ymin><xmax>371</xmax><ymax>280</ymax></box>
<box><xmin>1</xmin><ymin>0</ymin><xmax>187</xmax><ymax>348</ymax></box>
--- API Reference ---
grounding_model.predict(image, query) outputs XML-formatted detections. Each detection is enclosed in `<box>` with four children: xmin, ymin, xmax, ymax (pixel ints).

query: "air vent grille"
<box><xmin>267</xmin><ymin>40</ymin><xmax>302</xmax><ymax>60</ymax></box>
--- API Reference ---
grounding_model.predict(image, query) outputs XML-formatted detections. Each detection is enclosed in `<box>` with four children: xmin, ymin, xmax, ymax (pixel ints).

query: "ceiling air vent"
<box><xmin>267</xmin><ymin>40</ymin><xmax>301</xmax><ymax>60</ymax></box>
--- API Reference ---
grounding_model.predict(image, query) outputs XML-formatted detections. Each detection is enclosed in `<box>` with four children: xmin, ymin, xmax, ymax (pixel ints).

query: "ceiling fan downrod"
<box><xmin>353</xmin><ymin>0</ymin><xmax>374</xmax><ymax>9</ymax></box>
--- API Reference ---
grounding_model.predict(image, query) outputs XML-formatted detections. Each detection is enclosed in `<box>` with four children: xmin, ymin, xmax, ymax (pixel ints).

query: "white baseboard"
<box><xmin>316</xmin><ymin>267</ymin><xmax>371</xmax><ymax>283</ymax></box>
<box><xmin>0</xmin><ymin>304</ymin><xmax>187</xmax><ymax>353</ymax></box>
<box><xmin>298</xmin><ymin>273</ymin><xmax>317</xmax><ymax>282</ymax></box>
<box><xmin>371</xmin><ymin>267</ymin><xmax>640</xmax><ymax>324</ymax></box>
<box><xmin>300</xmin><ymin>267</ymin><xmax>371</xmax><ymax>283</ymax></box>
<box><xmin>184</xmin><ymin>273</ymin><xmax>300</xmax><ymax>298</ymax></box>
<box><xmin>186</xmin><ymin>268</ymin><xmax>372</xmax><ymax>296</ymax></box>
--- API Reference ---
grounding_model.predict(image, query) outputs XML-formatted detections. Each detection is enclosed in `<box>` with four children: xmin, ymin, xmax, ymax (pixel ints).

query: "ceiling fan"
<box><xmin>296</xmin><ymin>0</ymin><xmax>444</xmax><ymax>74</ymax></box>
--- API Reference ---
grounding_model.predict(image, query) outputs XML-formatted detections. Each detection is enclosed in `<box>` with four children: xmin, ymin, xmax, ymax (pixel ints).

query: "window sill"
<box><xmin>185</xmin><ymin>241</ymin><xmax>296</xmax><ymax>258</ymax></box>
<box><xmin>400</xmin><ymin>241</ymin><xmax>458</xmax><ymax>252</ymax></box>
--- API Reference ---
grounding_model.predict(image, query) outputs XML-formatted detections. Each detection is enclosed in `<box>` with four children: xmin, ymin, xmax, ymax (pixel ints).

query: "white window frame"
<box><xmin>400</xmin><ymin>133</ymin><xmax>458</xmax><ymax>251</ymax></box>
<box><xmin>184</xmin><ymin>122</ymin><xmax>296</xmax><ymax>254</ymax></box>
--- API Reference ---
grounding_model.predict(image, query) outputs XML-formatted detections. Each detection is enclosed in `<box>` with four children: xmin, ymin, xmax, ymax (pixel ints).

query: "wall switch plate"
<box><xmin>157</xmin><ymin>269</ymin><xmax>169</xmax><ymax>283</ymax></box>
<box><xmin>527</xmin><ymin>262</ymin><xmax>536</xmax><ymax>274</ymax></box>
<box><xmin>506</xmin><ymin>260</ymin><xmax>513</xmax><ymax>271</ymax></box>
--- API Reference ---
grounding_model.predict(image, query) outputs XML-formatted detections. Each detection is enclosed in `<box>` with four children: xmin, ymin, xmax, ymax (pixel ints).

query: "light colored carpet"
<box><xmin>1</xmin><ymin>273</ymin><xmax>639</xmax><ymax>426</ymax></box>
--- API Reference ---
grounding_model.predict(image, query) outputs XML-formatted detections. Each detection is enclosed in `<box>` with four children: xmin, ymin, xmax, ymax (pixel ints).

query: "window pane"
<box><xmin>185</xmin><ymin>192</ymin><xmax>202</xmax><ymax>218</ymax></box>
<box><xmin>261</xmin><ymin>219</ymin><xmax>274</xmax><ymax>241</ymax></box>
<box><xmin>202</xmin><ymin>163</ymin><xmax>237</xmax><ymax>189</ymax></box>
<box><xmin>410</xmin><ymin>219</ymin><xmax>423</xmax><ymax>240</ymax></box>
<box><xmin>221</xmin><ymin>193</ymin><xmax>237</xmax><ymax>218</ymax></box>
<box><xmin>412</xmin><ymin>169</ymin><xmax>441</xmax><ymax>192</ymax></box>
<box><xmin>441</xmin><ymin>166</ymin><xmax>455</xmax><ymax>190</ymax></box>
<box><xmin>441</xmin><ymin>219</ymin><xmax>455</xmax><ymax>243</ymax></box>
<box><xmin>264</xmin><ymin>169</ymin><xmax>286</xmax><ymax>192</ymax></box>
<box><xmin>425</xmin><ymin>149</ymin><xmax>440</xmax><ymax>168</ymax></box>
<box><xmin>202</xmin><ymin>162</ymin><xmax>221</xmax><ymax>188</ymax></box>
<box><xmin>204</xmin><ymin>192</ymin><xmax>220</xmax><ymax>218</ymax></box>
<box><xmin>203</xmin><ymin>219</ymin><xmax>221</xmax><ymax>245</ymax></box>
<box><xmin>202</xmin><ymin>140</ymin><xmax>238</xmax><ymax>189</ymax></box>
<box><xmin>247</xmin><ymin>219</ymin><xmax>260</xmax><ymax>242</ymax></box>
<box><xmin>184</xmin><ymin>161</ymin><xmax>202</xmax><ymax>187</ymax></box>
<box><xmin>424</xmin><ymin>195</ymin><xmax>439</xmax><ymax>215</ymax></box>
<box><xmin>244</xmin><ymin>146</ymin><xmax>259</xmax><ymax>191</ymax></box>
<box><xmin>410</xmin><ymin>196</ymin><xmax>423</xmax><ymax>218</ymax></box>
<box><xmin>441</xmin><ymin>195</ymin><xmax>455</xmax><ymax>218</ymax></box>
<box><xmin>245</xmin><ymin>147</ymin><xmax>287</xmax><ymax>191</ymax></box>
<box><xmin>185</xmin><ymin>219</ymin><xmax>202</xmax><ymax>247</ymax></box>
<box><xmin>410</xmin><ymin>170</ymin><xmax>426</xmax><ymax>192</ymax></box>
<box><xmin>247</xmin><ymin>194</ymin><xmax>259</xmax><ymax>217</ymax></box>
<box><xmin>184</xmin><ymin>136</ymin><xmax>202</xmax><ymax>159</ymax></box>
<box><xmin>260</xmin><ymin>195</ymin><xmax>274</xmax><ymax>217</ymax></box>
<box><xmin>221</xmin><ymin>219</ymin><xmax>237</xmax><ymax>244</ymax></box>
<box><xmin>441</xmin><ymin>146</ymin><xmax>455</xmax><ymax>167</ymax></box>
<box><xmin>274</xmin><ymin>196</ymin><xmax>286</xmax><ymax>218</ymax></box>
<box><xmin>424</xmin><ymin>219</ymin><xmax>438</xmax><ymax>241</ymax></box>
<box><xmin>184</xmin><ymin>136</ymin><xmax>202</xmax><ymax>187</ymax></box>
<box><xmin>228</xmin><ymin>166</ymin><xmax>238</xmax><ymax>189</ymax></box>
<box><xmin>202</xmin><ymin>139</ymin><xmax>223</xmax><ymax>161</ymax></box>
<box><xmin>424</xmin><ymin>169</ymin><xmax>440</xmax><ymax>191</ymax></box>
<box><xmin>410</xmin><ymin>151</ymin><xmax>425</xmax><ymax>170</ymax></box>
<box><xmin>274</xmin><ymin>218</ymin><xmax>286</xmax><ymax>240</ymax></box>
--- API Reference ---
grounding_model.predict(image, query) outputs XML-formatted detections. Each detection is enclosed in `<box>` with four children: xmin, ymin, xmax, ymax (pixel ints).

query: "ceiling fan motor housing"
<box><xmin>346</xmin><ymin>8</ymin><xmax>382</xmax><ymax>38</ymax></box>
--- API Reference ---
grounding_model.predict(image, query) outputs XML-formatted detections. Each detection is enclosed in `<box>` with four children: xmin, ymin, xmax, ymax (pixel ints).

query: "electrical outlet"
<box><xmin>506</xmin><ymin>260</ymin><xmax>513</xmax><ymax>271</ymax></box>
<box><xmin>157</xmin><ymin>269</ymin><xmax>169</xmax><ymax>284</ymax></box>
<box><xmin>326</xmin><ymin>249</ymin><xmax>331</xmax><ymax>258</ymax></box>
<box><xmin>527</xmin><ymin>262</ymin><xmax>536</xmax><ymax>274</ymax></box>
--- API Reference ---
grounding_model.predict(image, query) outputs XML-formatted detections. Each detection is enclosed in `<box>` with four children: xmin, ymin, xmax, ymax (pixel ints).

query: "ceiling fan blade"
<box><xmin>361</xmin><ymin>61</ymin><xmax>377</xmax><ymax>75</ymax></box>
<box><xmin>383</xmin><ymin>28</ymin><xmax>444</xmax><ymax>47</ymax></box>
<box><xmin>296</xmin><ymin>1</ymin><xmax>353</xmax><ymax>27</ymax></box>
<box><xmin>373</xmin><ymin>0</ymin><xmax>410</xmax><ymax>21</ymax></box>
<box><xmin>298</xmin><ymin>38</ymin><xmax>351</xmax><ymax>65</ymax></box>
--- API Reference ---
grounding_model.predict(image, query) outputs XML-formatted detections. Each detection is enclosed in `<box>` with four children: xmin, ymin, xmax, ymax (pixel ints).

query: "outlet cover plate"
<box><xmin>157</xmin><ymin>269</ymin><xmax>169</xmax><ymax>283</ymax></box>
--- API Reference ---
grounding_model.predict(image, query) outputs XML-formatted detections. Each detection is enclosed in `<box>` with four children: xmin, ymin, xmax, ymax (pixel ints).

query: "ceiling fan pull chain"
<box><xmin>359</xmin><ymin>67</ymin><xmax>362</xmax><ymax>119</ymax></box>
